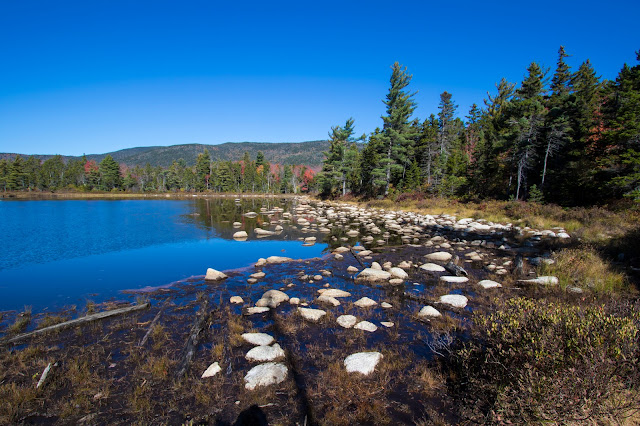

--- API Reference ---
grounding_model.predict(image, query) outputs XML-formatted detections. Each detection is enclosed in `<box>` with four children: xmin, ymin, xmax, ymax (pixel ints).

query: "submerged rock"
<box><xmin>344</xmin><ymin>352</ymin><xmax>383</xmax><ymax>375</ymax></box>
<box><xmin>205</xmin><ymin>268</ymin><xmax>228</xmax><ymax>281</ymax></box>
<box><xmin>244</xmin><ymin>362</ymin><xmax>288</xmax><ymax>390</ymax></box>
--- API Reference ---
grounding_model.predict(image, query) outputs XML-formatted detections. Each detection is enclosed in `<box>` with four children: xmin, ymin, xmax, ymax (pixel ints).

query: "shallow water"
<box><xmin>0</xmin><ymin>198</ymin><xmax>327</xmax><ymax>312</ymax></box>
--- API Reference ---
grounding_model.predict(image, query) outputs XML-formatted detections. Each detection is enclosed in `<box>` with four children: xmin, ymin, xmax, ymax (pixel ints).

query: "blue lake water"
<box><xmin>0</xmin><ymin>198</ymin><xmax>328</xmax><ymax>312</ymax></box>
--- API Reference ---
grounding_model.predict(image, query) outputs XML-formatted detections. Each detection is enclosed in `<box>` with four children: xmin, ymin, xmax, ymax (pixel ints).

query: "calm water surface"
<box><xmin>0</xmin><ymin>198</ymin><xmax>327</xmax><ymax>312</ymax></box>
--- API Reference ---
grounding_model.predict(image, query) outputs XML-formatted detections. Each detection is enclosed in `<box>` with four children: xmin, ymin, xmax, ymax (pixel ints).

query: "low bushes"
<box><xmin>444</xmin><ymin>297</ymin><xmax>640</xmax><ymax>423</ymax></box>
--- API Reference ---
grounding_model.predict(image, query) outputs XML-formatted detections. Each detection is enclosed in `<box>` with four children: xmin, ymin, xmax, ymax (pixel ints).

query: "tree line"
<box><xmin>0</xmin><ymin>151</ymin><xmax>315</xmax><ymax>194</ymax></box>
<box><xmin>317</xmin><ymin>48</ymin><xmax>640</xmax><ymax>205</ymax></box>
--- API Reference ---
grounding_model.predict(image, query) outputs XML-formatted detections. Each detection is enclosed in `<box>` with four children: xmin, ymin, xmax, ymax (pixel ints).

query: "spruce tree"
<box><xmin>373</xmin><ymin>62</ymin><xmax>417</xmax><ymax>195</ymax></box>
<box><xmin>99</xmin><ymin>155</ymin><xmax>122</xmax><ymax>190</ymax></box>
<box><xmin>195</xmin><ymin>149</ymin><xmax>211</xmax><ymax>191</ymax></box>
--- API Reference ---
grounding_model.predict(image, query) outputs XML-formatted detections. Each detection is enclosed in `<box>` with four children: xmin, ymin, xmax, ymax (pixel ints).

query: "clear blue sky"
<box><xmin>1</xmin><ymin>0</ymin><xmax>638</xmax><ymax>156</ymax></box>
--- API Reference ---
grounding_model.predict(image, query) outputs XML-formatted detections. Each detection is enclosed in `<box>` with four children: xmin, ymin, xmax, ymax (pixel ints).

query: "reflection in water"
<box><xmin>0</xmin><ymin>197</ymin><xmax>328</xmax><ymax>312</ymax></box>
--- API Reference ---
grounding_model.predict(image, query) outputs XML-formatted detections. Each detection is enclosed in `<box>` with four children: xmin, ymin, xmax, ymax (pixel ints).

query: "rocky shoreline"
<box><xmin>0</xmin><ymin>198</ymin><xmax>578</xmax><ymax>424</ymax></box>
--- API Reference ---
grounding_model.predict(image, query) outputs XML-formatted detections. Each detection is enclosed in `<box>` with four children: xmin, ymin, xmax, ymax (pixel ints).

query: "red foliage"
<box><xmin>84</xmin><ymin>160</ymin><xmax>98</xmax><ymax>173</ymax></box>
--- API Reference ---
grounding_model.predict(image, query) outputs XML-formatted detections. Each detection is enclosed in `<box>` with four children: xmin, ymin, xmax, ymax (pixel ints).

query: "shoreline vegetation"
<box><xmin>1</xmin><ymin>196</ymin><xmax>639</xmax><ymax>423</ymax></box>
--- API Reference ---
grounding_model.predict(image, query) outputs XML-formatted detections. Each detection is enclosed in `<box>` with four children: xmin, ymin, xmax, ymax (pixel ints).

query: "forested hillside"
<box><xmin>0</xmin><ymin>140</ymin><xmax>328</xmax><ymax>168</ymax></box>
<box><xmin>317</xmin><ymin>48</ymin><xmax>640</xmax><ymax>206</ymax></box>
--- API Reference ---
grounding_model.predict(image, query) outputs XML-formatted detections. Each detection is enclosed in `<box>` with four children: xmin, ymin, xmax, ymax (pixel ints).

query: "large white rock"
<box><xmin>356</xmin><ymin>268</ymin><xmax>391</xmax><ymax>281</ymax></box>
<box><xmin>439</xmin><ymin>294</ymin><xmax>468</xmax><ymax>308</ymax></box>
<box><xmin>201</xmin><ymin>362</ymin><xmax>221</xmax><ymax>378</ymax></box>
<box><xmin>250</xmin><ymin>271</ymin><xmax>266</xmax><ymax>279</ymax></box>
<box><xmin>347</xmin><ymin>266</ymin><xmax>359</xmax><ymax>273</ymax></box>
<box><xmin>318</xmin><ymin>288</ymin><xmax>351</xmax><ymax>298</ymax></box>
<box><xmin>334</xmin><ymin>247</ymin><xmax>350</xmax><ymax>253</ymax></box>
<box><xmin>344</xmin><ymin>352</ymin><xmax>383</xmax><ymax>375</ymax></box>
<box><xmin>381</xmin><ymin>302</ymin><xmax>392</xmax><ymax>309</ymax></box>
<box><xmin>418</xmin><ymin>305</ymin><xmax>442</xmax><ymax>318</ymax></box>
<box><xmin>354</xmin><ymin>321</ymin><xmax>377</xmax><ymax>332</ymax></box>
<box><xmin>233</xmin><ymin>231</ymin><xmax>248</xmax><ymax>239</ymax></box>
<box><xmin>266</xmin><ymin>256</ymin><xmax>293</xmax><ymax>264</ymax></box>
<box><xmin>425</xmin><ymin>252</ymin><xmax>453</xmax><ymax>262</ymax></box>
<box><xmin>244</xmin><ymin>362</ymin><xmax>288</xmax><ymax>390</ymax></box>
<box><xmin>439</xmin><ymin>276</ymin><xmax>469</xmax><ymax>283</ymax></box>
<box><xmin>256</xmin><ymin>290</ymin><xmax>289</xmax><ymax>308</ymax></box>
<box><xmin>518</xmin><ymin>276</ymin><xmax>559</xmax><ymax>285</ymax></box>
<box><xmin>242</xmin><ymin>332</ymin><xmax>275</xmax><ymax>346</ymax></box>
<box><xmin>246</xmin><ymin>344</ymin><xmax>285</xmax><ymax>362</ymax></box>
<box><xmin>336</xmin><ymin>315</ymin><xmax>357</xmax><ymax>328</ymax></box>
<box><xmin>389</xmin><ymin>267</ymin><xmax>409</xmax><ymax>279</ymax></box>
<box><xmin>254</xmin><ymin>228</ymin><xmax>276</xmax><ymax>236</ymax></box>
<box><xmin>420</xmin><ymin>263</ymin><xmax>446</xmax><ymax>272</ymax></box>
<box><xmin>354</xmin><ymin>297</ymin><xmax>377</xmax><ymax>308</ymax></box>
<box><xmin>298</xmin><ymin>307</ymin><xmax>326</xmax><ymax>322</ymax></box>
<box><xmin>478</xmin><ymin>280</ymin><xmax>502</xmax><ymax>289</ymax></box>
<box><xmin>230</xmin><ymin>296</ymin><xmax>244</xmax><ymax>304</ymax></box>
<box><xmin>357</xmin><ymin>250</ymin><xmax>373</xmax><ymax>256</ymax></box>
<box><xmin>205</xmin><ymin>268</ymin><xmax>228</xmax><ymax>281</ymax></box>
<box><xmin>371</xmin><ymin>262</ymin><xmax>382</xmax><ymax>270</ymax></box>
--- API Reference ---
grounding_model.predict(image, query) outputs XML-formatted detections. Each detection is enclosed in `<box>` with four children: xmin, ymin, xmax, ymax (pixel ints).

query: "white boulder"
<box><xmin>344</xmin><ymin>352</ymin><xmax>383</xmax><ymax>375</ymax></box>
<box><xmin>244</xmin><ymin>362</ymin><xmax>288</xmax><ymax>390</ymax></box>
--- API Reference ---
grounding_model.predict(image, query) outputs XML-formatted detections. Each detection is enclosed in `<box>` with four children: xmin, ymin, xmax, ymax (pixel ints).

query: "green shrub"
<box><xmin>446</xmin><ymin>297</ymin><xmax>640</xmax><ymax>423</ymax></box>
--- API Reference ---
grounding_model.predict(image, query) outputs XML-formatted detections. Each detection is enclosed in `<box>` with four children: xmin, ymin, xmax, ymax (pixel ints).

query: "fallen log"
<box><xmin>6</xmin><ymin>303</ymin><xmax>150</xmax><ymax>344</ymax></box>
<box><xmin>175</xmin><ymin>300</ymin><xmax>210</xmax><ymax>379</ymax></box>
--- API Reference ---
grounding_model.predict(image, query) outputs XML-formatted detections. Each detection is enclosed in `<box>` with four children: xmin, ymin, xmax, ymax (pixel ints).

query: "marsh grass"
<box><xmin>7</xmin><ymin>306</ymin><xmax>32</xmax><ymax>335</ymax></box>
<box><xmin>541</xmin><ymin>246</ymin><xmax>628</xmax><ymax>294</ymax></box>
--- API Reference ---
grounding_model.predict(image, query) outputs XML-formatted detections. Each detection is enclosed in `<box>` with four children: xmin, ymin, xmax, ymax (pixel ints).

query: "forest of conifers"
<box><xmin>2</xmin><ymin>47</ymin><xmax>639</xmax><ymax>206</ymax></box>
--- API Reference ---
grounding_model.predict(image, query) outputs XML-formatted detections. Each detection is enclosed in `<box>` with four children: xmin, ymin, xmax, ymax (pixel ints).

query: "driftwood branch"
<box><xmin>6</xmin><ymin>303</ymin><xmax>150</xmax><ymax>344</ymax></box>
<box><xmin>36</xmin><ymin>362</ymin><xmax>56</xmax><ymax>389</ymax></box>
<box><xmin>349</xmin><ymin>248</ymin><xmax>366</xmax><ymax>269</ymax></box>
<box><xmin>175</xmin><ymin>300</ymin><xmax>210</xmax><ymax>379</ymax></box>
<box><xmin>139</xmin><ymin>307</ymin><xmax>164</xmax><ymax>347</ymax></box>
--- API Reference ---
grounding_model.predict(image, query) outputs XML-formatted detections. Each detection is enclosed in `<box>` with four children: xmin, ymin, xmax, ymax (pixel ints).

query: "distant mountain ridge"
<box><xmin>1</xmin><ymin>140</ymin><xmax>329</xmax><ymax>168</ymax></box>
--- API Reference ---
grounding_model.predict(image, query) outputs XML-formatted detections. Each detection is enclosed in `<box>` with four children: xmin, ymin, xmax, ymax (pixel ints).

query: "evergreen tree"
<box><xmin>99</xmin><ymin>155</ymin><xmax>122</xmax><ymax>190</ymax></box>
<box><xmin>195</xmin><ymin>149</ymin><xmax>211</xmax><ymax>191</ymax></box>
<box><xmin>373</xmin><ymin>62</ymin><xmax>418</xmax><ymax>195</ymax></box>
<box><xmin>603</xmin><ymin>51</ymin><xmax>640</xmax><ymax>199</ymax></box>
